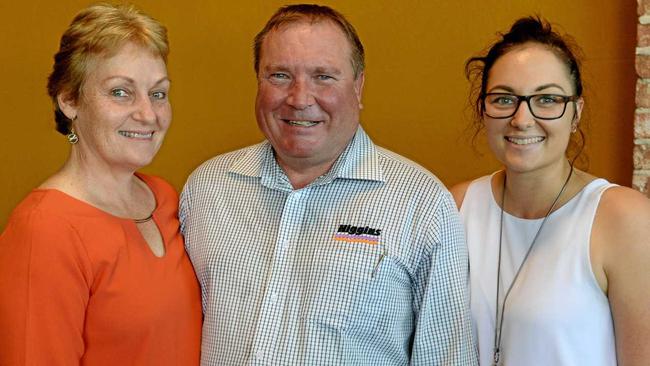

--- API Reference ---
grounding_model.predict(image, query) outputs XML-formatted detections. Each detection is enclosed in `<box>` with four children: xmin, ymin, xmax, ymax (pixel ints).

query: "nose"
<box><xmin>286</xmin><ymin>78</ymin><xmax>315</xmax><ymax>110</ymax></box>
<box><xmin>510</xmin><ymin>99</ymin><xmax>534</xmax><ymax>129</ymax></box>
<box><xmin>133</xmin><ymin>95</ymin><xmax>157</xmax><ymax>123</ymax></box>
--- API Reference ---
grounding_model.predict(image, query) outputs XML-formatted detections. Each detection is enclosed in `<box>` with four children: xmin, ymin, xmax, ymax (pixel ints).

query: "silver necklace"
<box><xmin>492</xmin><ymin>166</ymin><xmax>573</xmax><ymax>366</ymax></box>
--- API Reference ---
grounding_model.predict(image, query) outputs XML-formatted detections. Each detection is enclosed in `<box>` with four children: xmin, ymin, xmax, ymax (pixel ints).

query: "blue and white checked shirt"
<box><xmin>180</xmin><ymin>127</ymin><xmax>477</xmax><ymax>365</ymax></box>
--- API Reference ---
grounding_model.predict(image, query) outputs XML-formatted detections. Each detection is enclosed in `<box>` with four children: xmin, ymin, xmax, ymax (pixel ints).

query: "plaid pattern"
<box><xmin>180</xmin><ymin>127</ymin><xmax>477</xmax><ymax>365</ymax></box>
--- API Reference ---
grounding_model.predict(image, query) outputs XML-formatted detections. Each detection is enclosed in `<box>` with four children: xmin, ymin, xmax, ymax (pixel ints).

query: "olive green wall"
<box><xmin>0</xmin><ymin>1</ymin><xmax>636</xmax><ymax>229</ymax></box>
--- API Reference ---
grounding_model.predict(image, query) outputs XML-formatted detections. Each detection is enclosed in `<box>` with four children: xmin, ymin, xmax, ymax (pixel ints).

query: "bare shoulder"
<box><xmin>38</xmin><ymin>173</ymin><xmax>66</xmax><ymax>190</ymax></box>
<box><xmin>594</xmin><ymin>185</ymin><xmax>650</xmax><ymax>272</ymax></box>
<box><xmin>449</xmin><ymin>180</ymin><xmax>473</xmax><ymax>210</ymax></box>
<box><xmin>594</xmin><ymin>186</ymin><xmax>650</xmax><ymax>363</ymax></box>
<box><xmin>597</xmin><ymin>186</ymin><xmax>650</xmax><ymax>235</ymax></box>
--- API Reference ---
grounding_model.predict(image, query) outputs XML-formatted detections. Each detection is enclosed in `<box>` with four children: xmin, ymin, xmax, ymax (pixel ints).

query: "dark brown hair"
<box><xmin>465</xmin><ymin>16</ymin><xmax>586</xmax><ymax>164</ymax></box>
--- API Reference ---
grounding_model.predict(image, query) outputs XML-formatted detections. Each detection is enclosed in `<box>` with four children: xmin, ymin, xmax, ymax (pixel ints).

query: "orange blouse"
<box><xmin>0</xmin><ymin>174</ymin><xmax>202</xmax><ymax>365</ymax></box>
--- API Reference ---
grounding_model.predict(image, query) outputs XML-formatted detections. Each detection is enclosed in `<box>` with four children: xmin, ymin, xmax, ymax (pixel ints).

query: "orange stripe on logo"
<box><xmin>333</xmin><ymin>235</ymin><xmax>379</xmax><ymax>245</ymax></box>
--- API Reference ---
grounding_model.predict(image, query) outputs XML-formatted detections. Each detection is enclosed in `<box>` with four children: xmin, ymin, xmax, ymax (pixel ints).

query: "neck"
<box><xmin>497</xmin><ymin>160</ymin><xmax>574</xmax><ymax>219</ymax></box>
<box><xmin>42</xmin><ymin>150</ymin><xmax>151</xmax><ymax>218</ymax></box>
<box><xmin>277</xmin><ymin>156</ymin><xmax>338</xmax><ymax>190</ymax></box>
<box><xmin>275</xmin><ymin>143</ymin><xmax>349</xmax><ymax>190</ymax></box>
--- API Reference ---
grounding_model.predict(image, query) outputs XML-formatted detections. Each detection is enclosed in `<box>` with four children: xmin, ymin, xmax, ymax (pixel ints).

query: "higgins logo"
<box><xmin>333</xmin><ymin>224</ymin><xmax>382</xmax><ymax>245</ymax></box>
<box><xmin>337</xmin><ymin>224</ymin><xmax>381</xmax><ymax>236</ymax></box>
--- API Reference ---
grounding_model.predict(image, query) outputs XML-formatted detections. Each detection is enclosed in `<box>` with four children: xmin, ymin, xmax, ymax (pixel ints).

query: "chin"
<box><xmin>294</xmin><ymin>146</ymin><xmax>324</xmax><ymax>158</ymax></box>
<box><xmin>504</xmin><ymin>161</ymin><xmax>549</xmax><ymax>174</ymax></box>
<box><xmin>120</xmin><ymin>156</ymin><xmax>156</xmax><ymax>171</ymax></box>
<box><xmin>277</xmin><ymin>142</ymin><xmax>318</xmax><ymax>156</ymax></box>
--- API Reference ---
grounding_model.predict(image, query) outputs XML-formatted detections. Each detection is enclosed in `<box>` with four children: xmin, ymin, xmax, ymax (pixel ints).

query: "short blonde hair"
<box><xmin>47</xmin><ymin>3</ymin><xmax>169</xmax><ymax>135</ymax></box>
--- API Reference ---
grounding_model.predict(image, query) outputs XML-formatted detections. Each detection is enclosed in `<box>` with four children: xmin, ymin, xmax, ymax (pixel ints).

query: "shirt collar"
<box><xmin>228</xmin><ymin>126</ymin><xmax>385</xmax><ymax>190</ymax></box>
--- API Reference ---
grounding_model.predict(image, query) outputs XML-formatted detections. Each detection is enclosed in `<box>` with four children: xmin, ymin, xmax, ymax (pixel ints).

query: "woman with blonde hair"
<box><xmin>0</xmin><ymin>4</ymin><xmax>201</xmax><ymax>364</ymax></box>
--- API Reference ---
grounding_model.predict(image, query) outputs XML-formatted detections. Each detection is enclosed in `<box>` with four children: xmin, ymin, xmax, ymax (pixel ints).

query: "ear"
<box><xmin>571</xmin><ymin>97</ymin><xmax>584</xmax><ymax>132</ymax></box>
<box><xmin>56</xmin><ymin>91</ymin><xmax>78</xmax><ymax>121</ymax></box>
<box><xmin>354</xmin><ymin>71</ymin><xmax>365</xmax><ymax>110</ymax></box>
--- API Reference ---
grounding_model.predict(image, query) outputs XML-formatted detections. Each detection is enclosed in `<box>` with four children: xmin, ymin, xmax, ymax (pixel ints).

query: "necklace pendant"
<box><xmin>492</xmin><ymin>348</ymin><xmax>500</xmax><ymax>366</ymax></box>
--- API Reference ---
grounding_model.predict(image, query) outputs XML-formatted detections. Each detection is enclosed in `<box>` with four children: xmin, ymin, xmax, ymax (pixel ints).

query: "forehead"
<box><xmin>260</xmin><ymin>20</ymin><xmax>353</xmax><ymax>68</ymax></box>
<box><xmin>487</xmin><ymin>43</ymin><xmax>574</xmax><ymax>92</ymax></box>
<box><xmin>84</xmin><ymin>43</ymin><xmax>167</xmax><ymax>80</ymax></box>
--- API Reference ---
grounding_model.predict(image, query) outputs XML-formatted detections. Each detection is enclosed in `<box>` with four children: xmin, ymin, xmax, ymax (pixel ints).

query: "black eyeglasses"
<box><xmin>482</xmin><ymin>93</ymin><xmax>579</xmax><ymax>120</ymax></box>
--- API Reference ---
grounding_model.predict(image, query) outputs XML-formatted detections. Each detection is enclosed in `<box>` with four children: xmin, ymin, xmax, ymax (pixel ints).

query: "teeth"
<box><xmin>506</xmin><ymin>136</ymin><xmax>544</xmax><ymax>145</ymax></box>
<box><xmin>119</xmin><ymin>131</ymin><xmax>153</xmax><ymax>139</ymax></box>
<box><xmin>287</xmin><ymin>120</ymin><xmax>318</xmax><ymax>127</ymax></box>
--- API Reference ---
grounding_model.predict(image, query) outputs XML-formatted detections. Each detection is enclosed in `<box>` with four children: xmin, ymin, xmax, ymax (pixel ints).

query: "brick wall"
<box><xmin>635</xmin><ymin>1</ymin><xmax>650</xmax><ymax>196</ymax></box>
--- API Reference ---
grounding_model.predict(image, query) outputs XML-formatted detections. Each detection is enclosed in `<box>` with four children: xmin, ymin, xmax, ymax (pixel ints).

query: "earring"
<box><xmin>67</xmin><ymin>128</ymin><xmax>79</xmax><ymax>144</ymax></box>
<box><xmin>571</xmin><ymin>123</ymin><xmax>578</xmax><ymax>133</ymax></box>
<box><xmin>67</xmin><ymin>115</ymin><xmax>78</xmax><ymax>144</ymax></box>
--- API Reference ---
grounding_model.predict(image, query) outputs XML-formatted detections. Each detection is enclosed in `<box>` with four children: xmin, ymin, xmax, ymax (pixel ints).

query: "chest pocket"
<box><xmin>305</xmin><ymin>237</ymin><xmax>411</xmax><ymax>334</ymax></box>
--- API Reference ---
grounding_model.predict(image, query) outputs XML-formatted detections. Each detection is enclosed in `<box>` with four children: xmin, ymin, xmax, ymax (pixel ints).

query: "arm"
<box><xmin>410</xmin><ymin>195</ymin><xmax>478</xmax><ymax>365</ymax></box>
<box><xmin>593</xmin><ymin>187</ymin><xmax>650</xmax><ymax>366</ymax></box>
<box><xmin>0</xmin><ymin>210</ymin><xmax>92</xmax><ymax>365</ymax></box>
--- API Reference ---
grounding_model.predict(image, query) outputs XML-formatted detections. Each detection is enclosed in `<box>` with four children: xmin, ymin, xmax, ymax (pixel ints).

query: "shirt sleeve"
<box><xmin>0</xmin><ymin>209</ymin><xmax>93</xmax><ymax>365</ymax></box>
<box><xmin>410</xmin><ymin>195</ymin><xmax>478</xmax><ymax>365</ymax></box>
<box><xmin>178</xmin><ymin>178</ymin><xmax>192</xmax><ymax>239</ymax></box>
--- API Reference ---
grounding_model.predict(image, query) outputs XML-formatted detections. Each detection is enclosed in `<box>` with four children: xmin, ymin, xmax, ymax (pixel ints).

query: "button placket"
<box><xmin>249</xmin><ymin>189</ymin><xmax>309</xmax><ymax>363</ymax></box>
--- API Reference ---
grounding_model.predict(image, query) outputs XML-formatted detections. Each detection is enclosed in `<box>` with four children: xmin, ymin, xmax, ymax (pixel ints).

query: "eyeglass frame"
<box><xmin>481</xmin><ymin>93</ymin><xmax>580</xmax><ymax>120</ymax></box>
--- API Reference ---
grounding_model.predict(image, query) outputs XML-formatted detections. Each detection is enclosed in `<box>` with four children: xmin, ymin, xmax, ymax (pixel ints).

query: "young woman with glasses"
<box><xmin>450</xmin><ymin>16</ymin><xmax>650</xmax><ymax>366</ymax></box>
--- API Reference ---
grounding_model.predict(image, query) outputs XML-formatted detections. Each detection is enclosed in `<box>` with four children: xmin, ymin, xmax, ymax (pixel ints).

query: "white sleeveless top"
<box><xmin>460</xmin><ymin>174</ymin><xmax>617</xmax><ymax>366</ymax></box>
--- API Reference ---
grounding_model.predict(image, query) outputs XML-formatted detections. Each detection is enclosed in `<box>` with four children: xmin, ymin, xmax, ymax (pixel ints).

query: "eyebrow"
<box><xmin>262</xmin><ymin>64</ymin><xmax>343</xmax><ymax>76</ymax></box>
<box><xmin>262</xmin><ymin>64</ymin><xmax>289</xmax><ymax>73</ymax></box>
<box><xmin>103</xmin><ymin>75</ymin><xmax>170</xmax><ymax>86</ymax></box>
<box><xmin>534</xmin><ymin>83</ymin><xmax>567</xmax><ymax>93</ymax></box>
<box><xmin>313</xmin><ymin>66</ymin><xmax>342</xmax><ymax>76</ymax></box>
<box><xmin>487</xmin><ymin>83</ymin><xmax>568</xmax><ymax>94</ymax></box>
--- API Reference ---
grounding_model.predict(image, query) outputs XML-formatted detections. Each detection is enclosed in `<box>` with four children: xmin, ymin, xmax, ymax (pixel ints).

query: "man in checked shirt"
<box><xmin>180</xmin><ymin>4</ymin><xmax>477</xmax><ymax>365</ymax></box>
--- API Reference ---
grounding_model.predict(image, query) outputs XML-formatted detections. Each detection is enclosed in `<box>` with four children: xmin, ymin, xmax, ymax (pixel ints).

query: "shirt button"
<box><xmin>256</xmin><ymin>350</ymin><xmax>264</xmax><ymax>360</ymax></box>
<box><xmin>270</xmin><ymin>292</ymin><xmax>278</xmax><ymax>304</ymax></box>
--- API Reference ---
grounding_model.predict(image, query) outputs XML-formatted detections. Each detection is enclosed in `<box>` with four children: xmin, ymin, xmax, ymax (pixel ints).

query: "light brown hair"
<box><xmin>253</xmin><ymin>4</ymin><xmax>364</xmax><ymax>79</ymax></box>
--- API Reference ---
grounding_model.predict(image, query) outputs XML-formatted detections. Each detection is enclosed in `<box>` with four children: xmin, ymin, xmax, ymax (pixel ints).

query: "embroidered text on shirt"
<box><xmin>333</xmin><ymin>224</ymin><xmax>382</xmax><ymax>245</ymax></box>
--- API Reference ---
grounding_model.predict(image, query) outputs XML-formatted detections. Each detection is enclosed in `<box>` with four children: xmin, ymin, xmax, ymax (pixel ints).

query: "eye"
<box><xmin>532</xmin><ymin>94</ymin><xmax>566</xmax><ymax>110</ymax></box>
<box><xmin>151</xmin><ymin>91</ymin><xmax>167</xmax><ymax>100</ymax></box>
<box><xmin>266</xmin><ymin>72</ymin><xmax>291</xmax><ymax>86</ymax></box>
<box><xmin>111</xmin><ymin>88</ymin><xmax>129</xmax><ymax>97</ymax></box>
<box><xmin>316</xmin><ymin>74</ymin><xmax>334</xmax><ymax>81</ymax></box>
<box><xmin>534</xmin><ymin>94</ymin><xmax>563</xmax><ymax>105</ymax></box>
<box><xmin>487</xmin><ymin>94</ymin><xmax>516</xmax><ymax>106</ymax></box>
<box><xmin>269</xmin><ymin>73</ymin><xmax>290</xmax><ymax>80</ymax></box>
